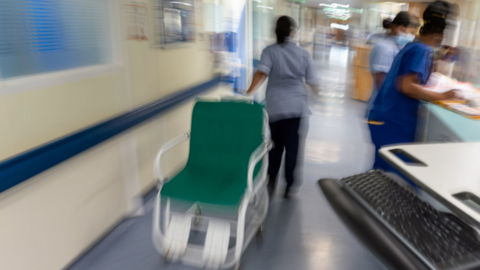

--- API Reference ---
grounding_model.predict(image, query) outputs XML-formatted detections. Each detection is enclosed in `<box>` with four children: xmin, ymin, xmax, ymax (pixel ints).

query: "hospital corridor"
<box><xmin>66</xmin><ymin>46</ymin><xmax>382</xmax><ymax>270</ymax></box>
<box><xmin>3</xmin><ymin>1</ymin><xmax>480</xmax><ymax>270</ymax></box>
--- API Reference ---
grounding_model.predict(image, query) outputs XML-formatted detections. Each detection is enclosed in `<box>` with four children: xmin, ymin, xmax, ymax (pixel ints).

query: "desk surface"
<box><xmin>380</xmin><ymin>142</ymin><xmax>480</xmax><ymax>226</ymax></box>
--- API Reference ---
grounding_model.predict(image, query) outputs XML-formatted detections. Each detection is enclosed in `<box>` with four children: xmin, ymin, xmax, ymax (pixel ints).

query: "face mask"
<box><xmin>394</xmin><ymin>33</ymin><xmax>415</xmax><ymax>47</ymax></box>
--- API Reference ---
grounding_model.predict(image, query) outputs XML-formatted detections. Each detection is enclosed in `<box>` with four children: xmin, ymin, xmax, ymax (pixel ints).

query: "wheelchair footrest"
<box><xmin>203</xmin><ymin>220</ymin><xmax>231</xmax><ymax>269</ymax></box>
<box><xmin>164</xmin><ymin>214</ymin><xmax>192</xmax><ymax>262</ymax></box>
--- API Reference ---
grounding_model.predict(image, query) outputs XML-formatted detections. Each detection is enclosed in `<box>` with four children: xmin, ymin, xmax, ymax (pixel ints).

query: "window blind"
<box><xmin>0</xmin><ymin>0</ymin><xmax>111</xmax><ymax>79</ymax></box>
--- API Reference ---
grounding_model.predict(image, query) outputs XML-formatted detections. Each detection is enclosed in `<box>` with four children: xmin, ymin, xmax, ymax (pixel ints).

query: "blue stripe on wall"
<box><xmin>0</xmin><ymin>76</ymin><xmax>222</xmax><ymax>193</ymax></box>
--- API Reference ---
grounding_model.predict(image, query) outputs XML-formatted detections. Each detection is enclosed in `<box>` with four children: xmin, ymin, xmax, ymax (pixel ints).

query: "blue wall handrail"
<box><xmin>0</xmin><ymin>76</ymin><xmax>222</xmax><ymax>194</ymax></box>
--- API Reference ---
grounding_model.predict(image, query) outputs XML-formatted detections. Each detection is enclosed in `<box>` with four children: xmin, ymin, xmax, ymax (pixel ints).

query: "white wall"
<box><xmin>0</xmin><ymin>0</ymin><xmax>227</xmax><ymax>269</ymax></box>
<box><xmin>0</xmin><ymin>135</ymin><xmax>129</xmax><ymax>270</ymax></box>
<box><xmin>0</xmin><ymin>85</ymin><xmax>228</xmax><ymax>270</ymax></box>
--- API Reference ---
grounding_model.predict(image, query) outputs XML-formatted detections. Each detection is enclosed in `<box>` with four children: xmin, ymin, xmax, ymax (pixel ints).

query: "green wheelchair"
<box><xmin>152</xmin><ymin>99</ymin><xmax>272</xmax><ymax>269</ymax></box>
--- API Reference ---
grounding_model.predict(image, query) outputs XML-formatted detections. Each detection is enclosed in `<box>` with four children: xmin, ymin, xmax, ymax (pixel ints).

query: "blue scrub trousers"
<box><xmin>368</xmin><ymin>121</ymin><xmax>416</xmax><ymax>173</ymax></box>
<box><xmin>365</xmin><ymin>88</ymin><xmax>379</xmax><ymax>119</ymax></box>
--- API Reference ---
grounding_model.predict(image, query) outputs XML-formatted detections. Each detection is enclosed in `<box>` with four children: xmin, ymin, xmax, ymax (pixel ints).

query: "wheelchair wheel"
<box><xmin>162</xmin><ymin>254</ymin><xmax>171</xmax><ymax>266</ymax></box>
<box><xmin>256</xmin><ymin>223</ymin><xmax>264</xmax><ymax>244</ymax></box>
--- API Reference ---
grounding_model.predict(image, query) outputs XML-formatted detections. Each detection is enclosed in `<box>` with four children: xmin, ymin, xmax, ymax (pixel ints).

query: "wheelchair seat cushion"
<box><xmin>161</xmin><ymin>101</ymin><xmax>264</xmax><ymax>206</ymax></box>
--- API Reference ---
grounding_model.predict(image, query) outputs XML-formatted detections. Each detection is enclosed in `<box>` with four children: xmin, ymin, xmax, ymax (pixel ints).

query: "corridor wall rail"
<box><xmin>0</xmin><ymin>76</ymin><xmax>222</xmax><ymax>194</ymax></box>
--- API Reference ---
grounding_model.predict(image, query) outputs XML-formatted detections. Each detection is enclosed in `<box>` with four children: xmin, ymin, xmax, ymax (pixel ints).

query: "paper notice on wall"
<box><xmin>125</xmin><ymin>2</ymin><xmax>149</xmax><ymax>41</ymax></box>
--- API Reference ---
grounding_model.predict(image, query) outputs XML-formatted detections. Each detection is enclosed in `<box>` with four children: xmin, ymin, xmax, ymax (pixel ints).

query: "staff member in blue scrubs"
<box><xmin>366</xmin><ymin>12</ymin><xmax>419</xmax><ymax>118</ymax></box>
<box><xmin>368</xmin><ymin>1</ymin><xmax>459</xmax><ymax>171</ymax></box>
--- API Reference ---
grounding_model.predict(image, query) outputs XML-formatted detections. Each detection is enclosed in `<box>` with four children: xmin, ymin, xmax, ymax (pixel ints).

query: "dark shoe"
<box><xmin>267</xmin><ymin>176</ymin><xmax>276</xmax><ymax>198</ymax></box>
<box><xmin>283</xmin><ymin>188</ymin><xmax>292</xmax><ymax>199</ymax></box>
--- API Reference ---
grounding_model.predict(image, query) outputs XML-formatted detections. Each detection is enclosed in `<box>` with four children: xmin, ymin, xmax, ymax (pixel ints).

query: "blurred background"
<box><xmin>1</xmin><ymin>0</ymin><xmax>479</xmax><ymax>270</ymax></box>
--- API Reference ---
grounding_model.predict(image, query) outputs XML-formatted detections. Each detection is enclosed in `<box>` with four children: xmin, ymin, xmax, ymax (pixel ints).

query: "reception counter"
<box><xmin>420</xmin><ymin>102</ymin><xmax>480</xmax><ymax>143</ymax></box>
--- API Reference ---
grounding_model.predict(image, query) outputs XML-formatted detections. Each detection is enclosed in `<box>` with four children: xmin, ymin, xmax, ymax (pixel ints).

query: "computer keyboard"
<box><xmin>341</xmin><ymin>171</ymin><xmax>480</xmax><ymax>270</ymax></box>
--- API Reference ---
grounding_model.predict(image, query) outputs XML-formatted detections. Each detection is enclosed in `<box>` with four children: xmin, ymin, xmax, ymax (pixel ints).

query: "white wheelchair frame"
<box><xmin>152</xmin><ymin>104</ymin><xmax>272</xmax><ymax>269</ymax></box>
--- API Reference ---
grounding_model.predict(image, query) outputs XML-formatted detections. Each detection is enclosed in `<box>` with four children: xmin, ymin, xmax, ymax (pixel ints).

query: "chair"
<box><xmin>152</xmin><ymin>99</ymin><xmax>272</xmax><ymax>269</ymax></box>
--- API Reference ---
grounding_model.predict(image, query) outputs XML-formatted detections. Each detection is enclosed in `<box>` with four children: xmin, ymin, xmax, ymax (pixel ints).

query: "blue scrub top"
<box><xmin>368</xmin><ymin>42</ymin><xmax>433</xmax><ymax>131</ymax></box>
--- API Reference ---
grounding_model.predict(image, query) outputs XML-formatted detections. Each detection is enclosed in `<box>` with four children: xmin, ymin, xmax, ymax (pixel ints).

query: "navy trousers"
<box><xmin>268</xmin><ymin>118</ymin><xmax>301</xmax><ymax>189</ymax></box>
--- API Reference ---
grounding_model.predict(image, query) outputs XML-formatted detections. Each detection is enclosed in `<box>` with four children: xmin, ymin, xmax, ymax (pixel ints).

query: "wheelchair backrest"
<box><xmin>186</xmin><ymin>101</ymin><xmax>264</xmax><ymax>176</ymax></box>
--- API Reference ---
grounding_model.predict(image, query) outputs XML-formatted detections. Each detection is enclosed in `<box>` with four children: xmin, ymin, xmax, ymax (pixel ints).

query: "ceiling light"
<box><xmin>323</xmin><ymin>7</ymin><xmax>350</xmax><ymax>14</ymax></box>
<box><xmin>331</xmin><ymin>23</ymin><xmax>349</xmax><ymax>30</ymax></box>
<box><xmin>257</xmin><ymin>5</ymin><xmax>273</xmax><ymax>9</ymax></box>
<box><xmin>170</xmin><ymin>1</ymin><xmax>192</xmax><ymax>6</ymax></box>
<box><xmin>320</xmin><ymin>3</ymin><xmax>349</xmax><ymax>8</ymax></box>
<box><xmin>385</xmin><ymin>2</ymin><xmax>406</xmax><ymax>5</ymax></box>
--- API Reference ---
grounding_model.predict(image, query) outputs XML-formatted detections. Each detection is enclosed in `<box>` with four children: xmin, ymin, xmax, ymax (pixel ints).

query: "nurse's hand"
<box><xmin>440</xmin><ymin>90</ymin><xmax>458</xmax><ymax>100</ymax></box>
<box><xmin>400</xmin><ymin>74</ymin><xmax>461</xmax><ymax>101</ymax></box>
<box><xmin>237</xmin><ymin>89</ymin><xmax>248</xmax><ymax>96</ymax></box>
<box><xmin>453</xmin><ymin>90</ymin><xmax>466</xmax><ymax>100</ymax></box>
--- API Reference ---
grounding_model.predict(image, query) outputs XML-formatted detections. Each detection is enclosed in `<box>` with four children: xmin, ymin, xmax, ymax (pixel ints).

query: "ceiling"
<box><xmin>303</xmin><ymin>0</ymin><xmax>416</xmax><ymax>9</ymax></box>
<box><xmin>303</xmin><ymin>0</ymin><xmax>369</xmax><ymax>9</ymax></box>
